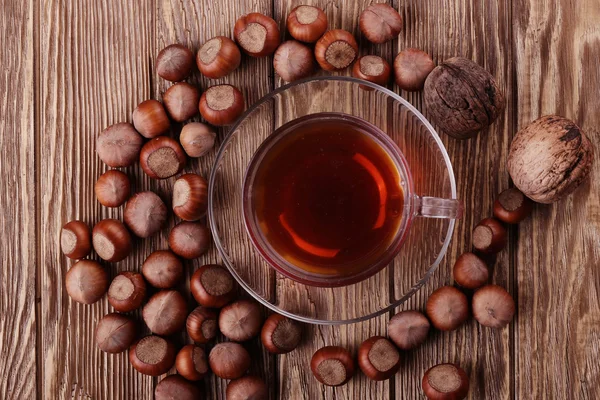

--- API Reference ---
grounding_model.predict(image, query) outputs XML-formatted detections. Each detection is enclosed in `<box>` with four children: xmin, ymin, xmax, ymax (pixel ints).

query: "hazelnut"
<box><xmin>155</xmin><ymin>375</ymin><xmax>201</xmax><ymax>400</ymax></box>
<box><xmin>163</xmin><ymin>82</ymin><xmax>200</xmax><ymax>122</ymax></box>
<box><xmin>273</xmin><ymin>40</ymin><xmax>315</xmax><ymax>82</ymax></box>
<box><xmin>359</xmin><ymin>4</ymin><xmax>402</xmax><ymax>44</ymax></box>
<box><xmin>352</xmin><ymin>55</ymin><xmax>391</xmax><ymax>87</ymax></box>
<box><xmin>472</xmin><ymin>218</ymin><xmax>507</xmax><ymax>254</ymax></box>
<box><xmin>394</xmin><ymin>48</ymin><xmax>435</xmax><ymax>92</ymax></box>
<box><xmin>179</xmin><ymin>122</ymin><xmax>216</xmax><ymax>158</ymax></box>
<box><xmin>65</xmin><ymin>260</ymin><xmax>109</xmax><ymax>304</ymax></box>
<box><xmin>95</xmin><ymin>170</ymin><xmax>130</xmax><ymax>208</ymax></box>
<box><xmin>142</xmin><ymin>290</ymin><xmax>188</xmax><ymax>336</ymax></box>
<box><xmin>132</xmin><ymin>100</ymin><xmax>170</xmax><ymax>138</ymax></box>
<box><xmin>508</xmin><ymin>115</ymin><xmax>594</xmax><ymax>203</ymax></box>
<box><xmin>129</xmin><ymin>335</ymin><xmax>176</xmax><ymax>376</ymax></box>
<box><xmin>226</xmin><ymin>376</ymin><xmax>268</xmax><ymax>400</ymax></box>
<box><xmin>426</xmin><ymin>286</ymin><xmax>469</xmax><ymax>331</ymax></box>
<box><xmin>92</xmin><ymin>219</ymin><xmax>132</xmax><ymax>262</ymax></box>
<box><xmin>156</xmin><ymin>44</ymin><xmax>195</xmax><ymax>82</ymax></box>
<box><xmin>422</xmin><ymin>363</ymin><xmax>469</xmax><ymax>400</ymax></box>
<box><xmin>139</xmin><ymin>136</ymin><xmax>187</xmax><ymax>179</ymax></box>
<box><xmin>287</xmin><ymin>5</ymin><xmax>328</xmax><ymax>43</ymax></box>
<box><xmin>234</xmin><ymin>13</ymin><xmax>280</xmax><ymax>57</ymax></box>
<box><xmin>452</xmin><ymin>252</ymin><xmax>489</xmax><ymax>289</ymax></box>
<box><xmin>197</xmin><ymin>36</ymin><xmax>241</xmax><ymax>79</ymax></box>
<box><xmin>199</xmin><ymin>84</ymin><xmax>245</xmax><ymax>126</ymax></box>
<box><xmin>387</xmin><ymin>310</ymin><xmax>430</xmax><ymax>350</ymax></box>
<box><xmin>124</xmin><ymin>191</ymin><xmax>167</xmax><ymax>238</ymax></box>
<box><xmin>315</xmin><ymin>29</ymin><xmax>358</xmax><ymax>71</ymax></box>
<box><xmin>310</xmin><ymin>346</ymin><xmax>355</xmax><ymax>386</ymax></box>
<box><xmin>493</xmin><ymin>188</ymin><xmax>533</xmax><ymax>223</ymax></box>
<box><xmin>219</xmin><ymin>300</ymin><xmax>263</xmax><ymax>342</ymax></box>
<box><xmin>358</xmin><ymin>336</ymin><xmax>401</xmax><ymax>381</ymax></box>
<box><xmin>261</xmin><ymin>313</ymin><xmax>302</xmax><ymax>354</ymax></box>
<box><xmin>472</xmin><ymin>284</ymin><xmax>515</xmax><ymax>329</ymax></box>
<box><xmin>169</xmin><ymin>222</ymin><xmax>211</xmax><ymax>259</ymax></box>
<box><xmin>60</xmin><ymin>220</ymin><xmax>92</xmax><ymax>259</ymax></box>
<box><xmin>95</xmin><ymin>313</ymin><xmax>137</xmax><ymax>354</ymax></box>
<box><xmin>186</xmin><ymin>306</ymin><xmax>218</xmax><ymax>343</ymax></box>
<box><xmin>176</xmin><ymin>344</ymin><xmax>210</xmax><ymax>381</ymax></box>
<box><xmin>96</xmin><ymin>123</ymin><xmax>143</xmax><ymax>167</ymax></box>
<box><xmin>107</xmin><ymin>271</ymin><xmax>147</xmax><ymax>312</ymax></box>
<box><xmin>209</xmin><ymin>342</ymin><xmax>251</xmax><ymax>380</ymax></box>
<box><xmin>142</xmin><ymin>250</ymin><xmax>183</xmax><ymax>289</ymax></box>
<box><xmin>190</xmin><ymin>264</ymin><xmax>236</xmax><ymax>308</ymax></box>
<box><xmin>173</xmin><ymin>173</ymin><xmax>208</xmax><ymax>221</ymax></box>
<box><xmin>424</xmin><ymin>57</ymin><xmax>506</xmax><ymax>139</ymax></box>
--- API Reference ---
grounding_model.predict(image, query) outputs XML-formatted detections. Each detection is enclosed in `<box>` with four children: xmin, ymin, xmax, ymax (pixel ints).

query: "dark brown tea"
<box><xmin>248</xmin><ymin>113</ymin><xmax>404</xmax><ymax>280</ymax></box>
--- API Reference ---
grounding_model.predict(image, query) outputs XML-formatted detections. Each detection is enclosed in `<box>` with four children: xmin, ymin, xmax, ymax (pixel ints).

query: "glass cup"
<box><xmin>209</xmin><ymin>76</ymin><xmax>463</xmax><ymax>324</ymax></box>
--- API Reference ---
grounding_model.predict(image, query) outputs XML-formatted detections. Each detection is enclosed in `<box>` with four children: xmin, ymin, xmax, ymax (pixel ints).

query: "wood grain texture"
<box><xmin>513</xmin><ymin>0</ymin><xmax>600</xmax><ymax>398</ymax></box>
<box><xmin>0</xmin><ymin>1</ymin><xmax>36</xmax><ymax>399</ymax></box>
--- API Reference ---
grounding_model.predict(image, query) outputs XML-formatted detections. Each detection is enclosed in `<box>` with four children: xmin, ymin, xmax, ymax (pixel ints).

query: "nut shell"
<box><xmin>169</xmin><ymin>222</ymin><xmax>211</xmax><ymax>259</ymax></box>
<box><xmin>139</xmin><ymin>136</ymin><xmax>187</xmax><ymax>179</ymax></box>
<box><xmin>92</xmin><ymin>219</ymin><xmax>132</xmax><ymax>262</ymax></box>
<box><xmin>124</xmin><ymin>191</ymin><xmax>168</xmax><ymax>238</ymax></box>
<box><xmin>132</xmin><ymin>100</ymin><xmax>170</xmax><ymax>138</ymax></box>
<box><xmin>173</xmin><ymin>173</ymin><xmax>208</xmax><ymax>221</ymax></box>
<box><xmin>142</xmin><ymin>250</ymin><xmax>183</xmax><ymax>289</ymax></box>
<box><xmin>422</xmin><ymin>363</ymin><xmax>469</xmax><ymax>400</ymax></box>
<box><xmin>60</xmin><ymin>220</ymin><xmax>92</xmax><ymax>259</ymax></box>
<box><xmin>472</xmin><ymin>218</ymin><xmax>507</xmax><ymax>254</ymax></box>
<box><xmin>156</xmin><ymin>44</ymin><xmax>194</xmax><ymax>82</ymax></box>
<box><xmin>107</xmin><ymin>271</ymin><xmax>147</xmax><ymax>312</ymax></box>
<box><xmin>424</xmin><ymin>57</ymin><xmax>506</xmax><ymax>139</ymax></box>
<box><xmin>186</xmin><ymin>306</ymin><xmax>218</xmax><ymax>343</ymax></box>
<box><xmin>226</xmin><ymin>376</ymin><xmax>268</xmax><ymax>400</ymax></box>
<box><xmin>176</xmin><ymin>344</ymin><xmax>210</xmax><ymax>381</ymax></box>
<box><xmin>65</xmin><ymin>260</ymin><xmax>109</xmax><ymax>304</ymax></box>
<box><xmin>260</xmin><ymin>313</ymin><xmax>302</xmax><ymax>354</ymax></box>
<box><xmin>234</xmin><ymin>13</ymin><xmax>280</xmax><ymax>57</ymax></box>
<box><xmin>96</xmin><ymin>123</ymin><xmax>143</xmax><ymax>167</ymax></box>
<box><xmin>315</xmin><ymin>30</ymin><xmax>358</xmax><ymax>71</ymax></box>
<box><xmin>218</xmin><ymin>300</ymin><xmax>263</xmax><ymax>342</ymax></box>
<box><xmin>493</xmin><ymin>188</ymin><xmax>534</xmax><ymax>223</ymax></box>
<box><xmin>129</xmin><ymin>336</ymin><xmax>176</xmax><ymax>376</ymax></box>
<box><xmin>95</xmin><ymin>170</ymin><xmax>131</xmax><ymax>208</ymax></box>
<box><xmin>163</xmin><ymin>82</ymin><xmax>200</xmax><ymax>122</ymax></box>
<box><xmin>199</xmin><ymin>84</ymin><xmax>245</xmax><ymax>126</ymax></box>
<box><xmin>287</xmin><ymin>5</ymin><xmax>328</xmax><ymax>43</ymax></box>
<box><xmin>190</xmin><ymin>264</ymin><xmax>236</xmax><ymax>308</ymax></box>
<box><xmin>155</xmin><ymin>375</ymin><xmax>201</xmax><ymax>400</ymax></box>
<box><xmin>507</xmin><ymin>115</ymin><xmax>594</xmax><ymax>203</ymax></box>
<box><xmin>95</xmin><ymin>313</ymin><xmax>137</xmax><ymax>353</ymax></box>
<box><xmin>352</xmin><ymin>55</ymin><xmax>391</xmax><ymax>87</ymax></box>
<box><xmin>359</xmin><ymin>3</ymin><xmax>403</xmax><ymax>44</ymax></box>
<box><xmin>452</xmin><ymin>252</ymin><xmax>489</xmax><ymax>289</ymax></box>
<box><xmin>197</xmin><ymin>36</ymin><xmax>241</xmax><ymax>79</ymax></box>
<box><xmin>358</xmin><ymin>336</ymin><xmax>401</xmax><ymax>381</ymax></box>
<box><xmin>472</xmin><ymin>284</ymin><xmax>515</xmax><ymax>329</ymax></box>
<box><xmin>394</xmin><ymin>48</ymin><xmax>435</xmax><ymax>92</ymax></box>
<box><xmin>426</xmin><ymin>286</ymin><xmax>469</xmax><ymax>331</ymax></box>
<box><xmin>209</xmin><ymin>342</ymin><xmax>251</xmax><ymax>380</ymax></box>
<box><xmin>273</xmin><ymin>40</ymin><xmax>315</xmax><ymax>82</ymax></box>
<box><xmin>179</xmin><ymin>122</ymin><xmax>216</xmax><ymax>158</ymax></box>
<box><xmin>310</xmin><ymin>346</ymin><xmax>355</xmax><ymax>386</ymax></box>
<box><xmin>388</xmin><ymin>310</ymin><xmax>430</xmax><ymax>350</ymax></box>
<box><xmin>143</xmin><ymin>290</ymin><xmax>188</xmax><ymax>336</ymax></box>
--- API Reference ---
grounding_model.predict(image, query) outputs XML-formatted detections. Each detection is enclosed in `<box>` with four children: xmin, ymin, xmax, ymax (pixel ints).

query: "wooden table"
<box><xmin>2</xmin><ymin>0</ymin><xmax>599</xmax><ymax>398</ymax></box>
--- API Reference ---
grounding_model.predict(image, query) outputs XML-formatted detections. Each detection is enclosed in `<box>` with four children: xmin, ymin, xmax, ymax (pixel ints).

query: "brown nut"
<box><xmin>60</xmin><ymin>220</ymin><xmax>92</xmax><ymax>259</ymax></box>
<box><xmin>155</xmin><ymin>375</ymin><xmax>201</xmax><ymax>400</ymax></box>
<box><xmin>179</xmin><ymin>122</ymin><xmax>216</xmax><ymax>158</ymax></box>
<box><xmin>209</xmin><ymin>342</ymin><xmax>251</xmax><ymax>380</ymax></box>
<box><xmin>92</xmin><ymin>219</ymin><xmax>132</xmax><ymax>262</ymax></box>
<box><xmin>352</xmin><ymin>55</ymin><xmax>391</xmax><ymax>87</ymax></box>
<box><xmin>422</xmin><ymin>363</ymin><xmax>469</xmax><ymax>400</ymax></box>
<box><xmin>186</xmin><ymin>306</ymin><xmax>218</xmax><ymax>344</ymax></box>
<box><xmin>190</xmin><ymin>264</ymin><xmax>236</xmax><ymax>308</ymax></box>
<box><xmin>143</xmin><ymin>290</ymin><xmax>188</xmax><ymax>336</ymax></box>
<box><xmin>234</xmin><ymin>13</ymin><xmax>280</xmax><ymax>57</ymax></box>
<box><xmin>273</xmin><ymin>40</ymin><xmax>315</xmax><ymax>82</ymax></box>
<box><xmin>95</xmin><ymin>170</ymin><xmax>131</xmax><ymax>208</ymax></box>
<box><xmin>65</xmin><ymin>260</ymin><xmax>109</xmax><ymax>304</ymax></box>
<box><xmin>311</xmin><ymin>346</ymin><xmax>355</xmax><ymax>386</ymax></box>
<box><xmin>96</xmin><ymin>123</ymin><xmax>143</xmax><ymax>167</ymax></box>
<box><xmin>219</xmin><ymin>300</ymin><xmax>263</xmax><ymax>342</ymax></box>
<box><xmin>95</xmin><ymin>313</ymin><xmax>137</xmax><ymax>354</ymax></box>
<box><xmin>142</xmin><ymin>250</ymin><xmax>183</xmax><ymax>289</ymax></box>
<box><xmin>107</xmin><ymin>271</ymin><xmax>147</xmax><ymax>312</ymax></box>
<box><xmin>287</xmin><ymin>5</ymin><xmax>328</xmax><ymax>43</ymax></box>
<box><xmin>315</xmin><ymin>29</ymin><xmax>358</xmax><ymax>71</ymax></box>
<box><xmin>169</xmin><ymin>222</ymin><xmax>211</xmax><ymax>259</ymax></box>
<box><xmin>129</xmin><ymin>335</ymin><xmax>176</xmax><ymax>376</ymax></box>
<box><xmin>493</xmin><ymin>188</ymin><xmax>534</xmax><ymax>223</ymax></box>
<box><xmin>424</xmin><ymin>57</ymin><xmax>506</xmax><ymax>139</ymax></box>
<box><xmin>156</xmin><ymin>44</ymin><xmax>194</xmax><ymax>82</ymax></box>
<box><xmin>508</xmin><ymin>115</ymin><xmax>594</xmax><ymax>203</ymax></box>
<box><xmin>197</xmin><ymin>36</ymin><xmax>241</xmax><ymax>79</ymax></box>
<box><xmin>358</xmin><ymin>336</ymin><xmax>401</xmax><ymax>381</ymax></box>
<box><xmin>199</xmin><ymin>84</ymin><xmax>245</xmax><ymax>126</ymax></box>
<box><xmin>388</xmin><ymin>310</ymin><xmax>430</xmax><ymax>350</ymax></box>
<box><xmin>163</xmin><ymin>82</ymin><xmax>200</xmax><ymax>122</ymax></box>
<box><xmin>472</xmin><ymin>284</ymin><xmax>515</xmax><ymax>329</ymax></box>
<box><xmin>261</xmin><ymin>313</ymin><xmax>302</xmax><ymax>354</ymax></box>
<box><xmin>426</xmin><ymin>286</ymin><xmax>469</xmax><ymax>331</ymax></box>
<box><xmin>124</xmin><ymin>191</ymin><xmax>168</xmax><ymax>238</ymax></box>
<box><xmin>452</xmin><ymin>252</ymin><xmax>489</xmax><ymax>289</ymax></box>
<box><xmin>173</xmin><ymin>173</ymin><xmax>208</xmax><ymax>221</ymax></box>
<box><xmin>472</xmin><ymin>218</ymin><xmax>507</xmax><ymax>254</ymax></box>
<box><xmin>176</xmin><ymin>344</ymin><xmax>210</xmax><ymax>381</ymax></box>
<box><xmin>132</xmin><ymin>100</ymin><xmax>170</xmax><ymax>139</ymax></box>
<box><xmin>394</xmin><ymin>48</ymin><xmax>435</xmax><ymax>92</ymax></box>
<box><xmin>359</xmin><ymin>3</ymin><xmax>403</xmax><ymax>44</ymax></box>
<box><xmin>226</xmin><ymin>376</ymin><xmax>268</xmax><ymax>400</ymax></box>
<box><xmin>139</xmin><ymin>136</ymin><xmax>187</xmax><ymax>179</ymax></box>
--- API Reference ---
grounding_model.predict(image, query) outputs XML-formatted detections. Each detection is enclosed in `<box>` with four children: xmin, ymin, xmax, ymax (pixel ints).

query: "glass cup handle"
<box><xmin>413</xmin><ymin>195</ymin><xmax>464</xmax><ymax>219</ymax></box>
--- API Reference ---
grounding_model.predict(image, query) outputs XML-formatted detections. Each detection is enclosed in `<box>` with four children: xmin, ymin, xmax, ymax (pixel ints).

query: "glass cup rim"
<box><xmin>208</xmin><ymin>75</ymin><xmax>458</xmax><ymax>325</ymax></box>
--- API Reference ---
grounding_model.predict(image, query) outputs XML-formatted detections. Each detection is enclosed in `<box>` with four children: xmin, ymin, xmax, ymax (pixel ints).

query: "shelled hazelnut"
<box><xmin>311</xmin><ymin>346</ymin><xmax>355</xmax><ymax>386</ymax></box>
<box><xmin>226</xmin><ymin>376</ymin><xmax>268</xmax><ymax>400</ymax></box>
<box><xmin>142</xmin><ymin>290</ymin><xmax>188</xmax><ymax>336</ymax></box>
<box><xmin>186</xmin><ymin>306</ymin><xmax>218</xmax><ymax>344</ymax></box>
<box><xmin>95</xmin><ymin>170</ymin><xmax>130</xmax><ymax>208</ymax></box>
<box><xmin>163</xmin><ymin>82</ymin><xmax>200</xmax><ymax>122</ymax></box>
<box><xmin>107</xmin><ymin>271</ymin><xmax>146</xmax><ymax>312</ymax></box>
<box><xmin>472</xmin><ymin>218</ymin><xmax>507</xmax><ymax>254</ymax></box>
<box><xmin>219</xmin><ymin>300</ymin><xmax>263</xmax><ymax>342</ymax></box>
<box><xmin>179</xmin><ymin>122</ymin><xmax>216</xmax><ymax>158</ymax></box>
<box><xmin>173</xmin><ymin>173</ymin><xmax>208</xmax><ymax>221</ymax></box>
<box><xmin>388</xmin><ymin>310</ymin><xmax>430</xmax><ymax>350</ymax></box>
<box><xmin>426</xmin><ymin>286</ymin><xmax>469</xmax><ymax>331</ymax></box>
<box><xmin>352</xmin><ymin>56</ymin><xmax>391</xmax><ymax>86</ymax></box>
<box><xmin>493</xmin><ymin>188</ymin><xmax>533</xmax><ymax>223</ymax></box>
<box><xmin>65</xmin><ymin>260</ymin><xmax>109</xmax><ymax>304</ymax></box>
<box><xmin>359</xmin><ymin>4</ymin><xmax>402</xmax><ymax>44</ymax></box>
<box><xmin>155</xmin><ymin>375</ymin><xmax>201</xmax><ymax>400</ymax></box>
<box><xmin>273</xmin><ymin>40</ymin><xmax>315</xmax><ymax>82</ymax></box>
<box><xmin>96</xmin><ymin>123</ymin><xmax>143</xmax><ymax>167</ymax></box>
<box><xmin>199</xmin><ymin>84</ymin><xmax>245</xmax><ymax>126</ymax></box>
<box><xmin>287</xmin><ymin>5</ymin><xmax>328</xmax><ymax>43</ymax></box>
<box><xmin>132</xmin><ymin>100</ymin><xmax>170</xmax><ymax>138</ymax></box>
<box><xmin>472</xmin><ymin>285</ymin><xmax>515</xmax><ymax>329</ymax></box>
<box><xmin>175</xmin><ymin>344</ymin><xmax>210</xmax><ymax>381</ymax></box>
<box><xmin>453</xmin><ymin>252</ymin><xmax>489</xmax><ymax>289</ymax></box>
<box><xmin>169</xmin><ymin>222</ymin><xmax>211</xmax><ymax>259</ymax></box>
<box><xmin>95</xmin><ymin>313</ymin><xmax>137</xmax><ymax>354</ymax></box>
<box><xmin>129</xmin><ymin>335</ymin><xmax>176</xmax><ymax>376</ymax></box>
<box><xmin>422</xmin><ymin>363</ymin><xmax>469</xmax><ymax>400</ymax></box>
<box><xmin>358</xmin><ymin>336</ymin><xmax>401</xmax><ymax>381</ymax></box>
<box><xmin>142</xmin><ymin>250</ymin><xmax>183</xmax><ymax>289</ymax></box>
<box><xmin>209</xmin><ymin>342</ymin><xmax>251</xmax><ymax>380</ymax></box>
<box><xmin>156</xmin><ymin>44</ymin><xmax>195</xmax><ymax>82</ymax></box>
<box><xmin>139</xmin><ymin>136</ymin><xmax>187</xmax><ymax>179</ymax></box>
<box><xmin>124</xmin><ymin>191</ymin><xmax>167</xmax><ymax>237</ymax></box>
<box><xmin>261</xmin><ymin>313</ymin><xmax>302</xmax><ymax>354</ymax></box>
<box><xmin>234</xmin><ymin>13</ymin><xmax>280</xmax><ymax>57</ymax></box>
<box><xmin>315</xmin><ymin>30</ymin><xmax>358</xmax><ymax>71</ymax></box>
<box><xmin>190</xmin><ymin>264</ymin><xmax>236</xmax><ymax>308</ymax></box>
<box><xmin>394</xmin><ymin>48</ymin><xmax>435</xmax><ymax>92</ymax></box>
<box><xmin>92</xmin><ymin>219</ymin><xmax>132</xmax><ymax>262</ymax></box>
<box><xmin>60</xmin><ymin>220</ymin><xmax>92</xmax><ymax>259</ymax></box>
<box><xmin>197</xmin><ymin>36</ymin><xmax>241</xmax><ymax>79</ymax></box>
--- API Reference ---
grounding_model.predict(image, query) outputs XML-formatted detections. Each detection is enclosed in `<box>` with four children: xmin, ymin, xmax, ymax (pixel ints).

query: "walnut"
<box><xmin>424</xmin><ymin>57</ymin><xmax>506</xmax><ymax>139</ymax></box>
<box><xmin>507</xmin><ymin>115</ymin><xmax>594</xmax><ymax>204</ymax></box>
